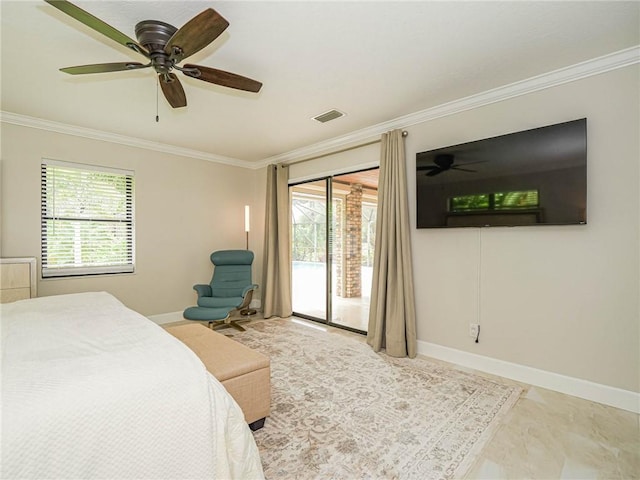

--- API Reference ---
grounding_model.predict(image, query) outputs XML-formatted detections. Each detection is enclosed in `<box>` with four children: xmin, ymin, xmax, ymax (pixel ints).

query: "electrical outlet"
<box><xmin>469</xmin><ymin>323</ymin><xmax>479</xmax><ymax>338</ymax></box>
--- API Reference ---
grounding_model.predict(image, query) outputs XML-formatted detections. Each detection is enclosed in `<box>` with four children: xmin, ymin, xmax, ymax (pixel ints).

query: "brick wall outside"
<box><xmin>344</xmin><ymin>184</ymin><xmax>362</xmax><ymax>298</ymax></box>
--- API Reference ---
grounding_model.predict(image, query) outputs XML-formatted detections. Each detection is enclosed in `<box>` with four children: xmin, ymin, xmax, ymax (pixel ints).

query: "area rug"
<box><xmin>226</xmin><ymin>319</ymin><xmax>522</xmax><ymax>480</ymax></box>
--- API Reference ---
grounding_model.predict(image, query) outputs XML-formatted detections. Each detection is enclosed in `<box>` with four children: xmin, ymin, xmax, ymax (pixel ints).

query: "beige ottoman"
<box><xmin>165</xmin><ymin>323</ymin><xmax>270</xmax><ymax>430</ymax></box>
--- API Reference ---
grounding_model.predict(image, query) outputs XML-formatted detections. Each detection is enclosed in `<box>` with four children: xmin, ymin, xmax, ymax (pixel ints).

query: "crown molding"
<box><xmin>0</xmin><ymin>111</ymin><xmax>253</xmax><ymax>169</ymax></box>
<box><xmin>2</xmin><ymin>46</ymin><xmax>638</xmax><ymax>169</ymax></box>
<box><xmin>262</xmin><ymin>45</ymin><xmax>640</xmax><ymax>167</ymax></box>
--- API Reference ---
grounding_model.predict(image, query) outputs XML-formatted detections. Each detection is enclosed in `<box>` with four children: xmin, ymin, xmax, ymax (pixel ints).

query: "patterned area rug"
<box><xmin>226</xmin><ymin>319</ymin><xmax>522</xmax><ymax>480</ymax></box>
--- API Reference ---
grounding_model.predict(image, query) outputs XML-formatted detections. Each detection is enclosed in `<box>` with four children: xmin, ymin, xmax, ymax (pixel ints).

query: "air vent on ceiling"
<box><xmin>312</xmin><ymin>109</ymin><xmax>346</xmax><ymax>123</ymax></box>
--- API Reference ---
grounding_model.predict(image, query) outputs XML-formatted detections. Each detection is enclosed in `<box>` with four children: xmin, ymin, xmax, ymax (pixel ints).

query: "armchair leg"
<box><xmin>210</xmin><ymin>320</ymin><xmax>246</xmax><ymax>332</ymax></box>
<box><xmin>205</xmin><ymin>310</ymin><xmax>251</xmax><ymax>332</ymax></box>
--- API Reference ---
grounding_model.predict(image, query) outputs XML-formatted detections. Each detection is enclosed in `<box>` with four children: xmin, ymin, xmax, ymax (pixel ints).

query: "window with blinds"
<box><xmin>41</xmin><ymin>160</ymin><xmax>135</xmax><ymax>278</ymax></box>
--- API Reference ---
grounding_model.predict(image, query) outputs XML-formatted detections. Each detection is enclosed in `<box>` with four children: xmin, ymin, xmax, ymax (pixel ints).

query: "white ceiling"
<box><xmin>1</xmin><ymin>1</ymin><xmax>639</xmax><ymax>165</ymax></box>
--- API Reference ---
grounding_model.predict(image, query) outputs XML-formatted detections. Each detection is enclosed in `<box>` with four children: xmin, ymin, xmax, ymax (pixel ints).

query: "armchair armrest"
<box><xmin>237</xmin><ymin>284</ymin><xmax>258</xmax><ymax>311</ymax></box>
<box><xmin>241</xmin><ymin>284</ymin><xmax>258</xmax><ymax>297</ymax></box>
<box><xmin>193</xmin><ymin>284</ymin><xmax>212</xmax><ymax>298</ymax></box>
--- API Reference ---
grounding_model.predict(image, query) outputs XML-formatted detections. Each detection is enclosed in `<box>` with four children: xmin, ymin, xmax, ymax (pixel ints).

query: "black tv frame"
<box><xmin>416</xmin><ymin>118</ymin><xmax>587</xmax><ymax>228</ymax></box>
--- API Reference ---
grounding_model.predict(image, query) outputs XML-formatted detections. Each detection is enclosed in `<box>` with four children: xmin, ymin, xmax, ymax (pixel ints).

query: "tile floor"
<box><xmin>464</xmin><ymin>385</ymin><xmax>639</xmax><ymax>479</ymax></box>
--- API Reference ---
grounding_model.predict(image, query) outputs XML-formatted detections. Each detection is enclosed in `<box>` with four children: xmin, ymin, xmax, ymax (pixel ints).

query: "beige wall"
<box><xmin>409</xmin><ymin>66</ymin><xmax>639</xmax><ymax>393</ymax></box>
<box><xmin>286</xmin><ymin>65</ymin><xmax>640</xmax><ymax>393</ymax></box>
<box><xmin>289</xmin><ymin>141</ymin><xmax>380</xmax><ymax>183</ymax></box>
<box><xmin>0</xmin><ymin>125</ymin><xmax>263</xmax><ymax>316</ymax></box>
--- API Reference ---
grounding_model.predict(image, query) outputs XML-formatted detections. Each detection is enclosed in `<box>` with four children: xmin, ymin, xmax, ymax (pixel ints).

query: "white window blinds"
<box><xmin>41</xmin><ymin>160</ymin><xmax>135</xmax><ymax>277</ymax></box>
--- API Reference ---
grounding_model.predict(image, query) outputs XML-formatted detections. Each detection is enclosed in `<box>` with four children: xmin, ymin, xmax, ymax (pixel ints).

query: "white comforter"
<box><xmin>1</xmin><ymin>292</ymin><xmax>264</xmax><ymax>479</ymax></box>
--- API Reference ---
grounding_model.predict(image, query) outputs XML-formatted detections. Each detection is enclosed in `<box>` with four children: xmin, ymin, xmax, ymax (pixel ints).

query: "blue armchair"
<box><xmin>183</xmin><ymin>250</ymin><xmax>258</xmax><ymax>331</ymax></box>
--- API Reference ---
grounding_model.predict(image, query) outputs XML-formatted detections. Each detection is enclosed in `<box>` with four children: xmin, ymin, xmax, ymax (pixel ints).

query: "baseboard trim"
<box><xmin>148</xmin><ymin>311</ymin><xmax>184</xmax><ymax>325</ymax></box>
<box><xmin>417</xmin><ymin>340</ymin><xmax>639</xmax><ymax>414</ymax></box>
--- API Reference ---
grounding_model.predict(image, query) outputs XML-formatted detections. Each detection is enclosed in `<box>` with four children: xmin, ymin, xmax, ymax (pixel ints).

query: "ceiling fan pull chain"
<box><xmin>156</xmin><ymin>79</ymin><xmax>159</xmax><ymax>123</ymax></box>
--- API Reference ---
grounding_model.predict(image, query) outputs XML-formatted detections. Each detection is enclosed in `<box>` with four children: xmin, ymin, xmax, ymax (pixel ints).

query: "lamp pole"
<box><xmin>244</xmin><ymin>205</ymin><xmax>250</xmax><ymax>250</ymax></box>
<box><xmin>242</xmin><ymin>205</ymin><xmax>256</xmax><ymax>316</ymax></box>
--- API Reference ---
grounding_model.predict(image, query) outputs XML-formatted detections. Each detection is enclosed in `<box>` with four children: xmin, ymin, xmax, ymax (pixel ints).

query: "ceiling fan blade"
<box><xmin>426</xmin><ymin>169</ymin><xmax>443</xmax><ymax>177</ymax></box>
<box><xmin>451</xmin><ymin>166</ymin><xmax>477</xmax><ymax>173</ymax></box>
<box><xmin>182</xmin><ymin>64</ymin><xmax>262</xmax><ymax>93</ymax></box>
<box><xmin>159</xmin><ymin>74</ymin><xmax>187</xmax><ymax>108</ymax></box>
<box><xmin>60</xmin><ymin>62</ymin><xmax>149</xmax><ymax>75</ymax></box>
<box><xmin>455</xmin><ymin>159</ymin><xmax>487</xmax><ymax>166</ymax></box>
<box><xmin>165</xmin><ymin>9</ymin><xmax>229</xmax><ymax>62</ymax></box>
<box><xmin>44</xmin><ymin>0</ymin><xmax>149</xmax><ymax>57</ymax></box>
<box><xmin>417</xmin><ymin>165</ymin><xmax>440</xmax><ymax>171</ymax></box>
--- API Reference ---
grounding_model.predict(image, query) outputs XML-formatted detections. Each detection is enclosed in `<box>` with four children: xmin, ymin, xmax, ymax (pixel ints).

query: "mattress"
<box><xmin>1</xmin><ymin>291</ymin><xmax>264</xmax><ymax>479</ymax></box>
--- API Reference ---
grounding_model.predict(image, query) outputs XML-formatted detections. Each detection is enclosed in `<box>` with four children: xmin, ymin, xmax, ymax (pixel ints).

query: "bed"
<box><xmin>1</xmin><ymin>291</ymin><xmax>265</xmax><ymax>479</ymax></box>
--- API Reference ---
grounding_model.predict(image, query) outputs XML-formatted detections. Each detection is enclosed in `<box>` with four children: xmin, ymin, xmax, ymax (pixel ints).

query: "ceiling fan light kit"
<box><xmin>44</xmin><ymin>0</ymin><xmax>263</xmax><ymax>109</ymax></box>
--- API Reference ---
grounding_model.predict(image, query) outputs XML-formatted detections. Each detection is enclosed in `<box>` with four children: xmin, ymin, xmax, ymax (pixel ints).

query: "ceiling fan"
<box><xmin>417</xmin><ymin>154</ymin><xmax>484</xmax><ymax>177</ymax></box>
<box><xmin>44</xmin><ymin>0</ymin><xmax>263</xmax><ymax>108</ymax></box>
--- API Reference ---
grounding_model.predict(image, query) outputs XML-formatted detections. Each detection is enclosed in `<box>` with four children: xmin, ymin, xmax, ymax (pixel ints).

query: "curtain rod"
<box><xmin>282</xmin><ymin>130</ymin><xmax>408</xmax><ymax>167</ymax></box>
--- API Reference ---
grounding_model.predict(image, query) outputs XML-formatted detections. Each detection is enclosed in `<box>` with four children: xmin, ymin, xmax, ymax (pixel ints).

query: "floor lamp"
<box><xmin>245</xmin><ymin>205</ymin><xmax>250</xmax><ymax>250</ymax></box>
<box><xmin>242</xmin><ymin>205</ymin><xmax>257</xmax><ymax>316</ymax></box>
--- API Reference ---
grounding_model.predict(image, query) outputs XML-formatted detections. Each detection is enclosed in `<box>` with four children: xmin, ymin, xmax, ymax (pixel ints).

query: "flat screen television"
<box><xmin>416</xmin><ymin>118</ymin><xmax>587</xmax><ymax>228</ymax></box>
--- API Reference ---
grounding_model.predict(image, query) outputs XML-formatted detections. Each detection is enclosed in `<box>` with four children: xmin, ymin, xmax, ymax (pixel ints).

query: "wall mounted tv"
<box><xmin>416</xmin><ymin>118</ymin><xmax>587</xmax><ymax>228</ymax></box>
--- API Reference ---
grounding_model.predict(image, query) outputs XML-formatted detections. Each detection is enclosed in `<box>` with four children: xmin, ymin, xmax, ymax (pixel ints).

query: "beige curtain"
<box><xmin>261</xmin><ymin>164</ymin><xmax>293</xmax><ymax>318</ymax></box>
<box><xmin>367</xmin><ymin>130</ymin><xmax>417</xmax><ymax>358</ymax></box>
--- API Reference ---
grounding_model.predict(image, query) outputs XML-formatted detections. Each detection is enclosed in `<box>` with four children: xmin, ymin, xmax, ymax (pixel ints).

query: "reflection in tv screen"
<box><xmin>416</xmin><ymin>118</ymin><xmax>587</xmax><ymax>228</ymax></box>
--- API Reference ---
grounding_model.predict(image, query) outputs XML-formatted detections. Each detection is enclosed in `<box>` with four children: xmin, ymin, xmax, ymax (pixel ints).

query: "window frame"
<box><xmin>40</xmin><ymin>159</ymin><xmax>135</xmax><ymax>278</ymax></box>
<box><xmin>449</xmin><ymin>189</ymin><xmax>540</xmax><ymax>213</ymax></box>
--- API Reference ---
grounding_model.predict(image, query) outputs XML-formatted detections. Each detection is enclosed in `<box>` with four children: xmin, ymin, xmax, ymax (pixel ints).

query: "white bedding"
<box><xmin>1</xmin><ymin>292</ymin><xmax>264</xmax><ymax>479</ymax></box>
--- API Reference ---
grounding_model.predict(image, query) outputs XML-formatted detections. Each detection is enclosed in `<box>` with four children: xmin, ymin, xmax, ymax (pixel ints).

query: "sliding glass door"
<box><xmin>291</xmin><ymin>179</ymin><xmax>327</xmax><ymax>320</ymax></box>
<box><xmin>291</xmin><ymin>169</ymin><xmax>378</xmax><ymax>334</ymax></box>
